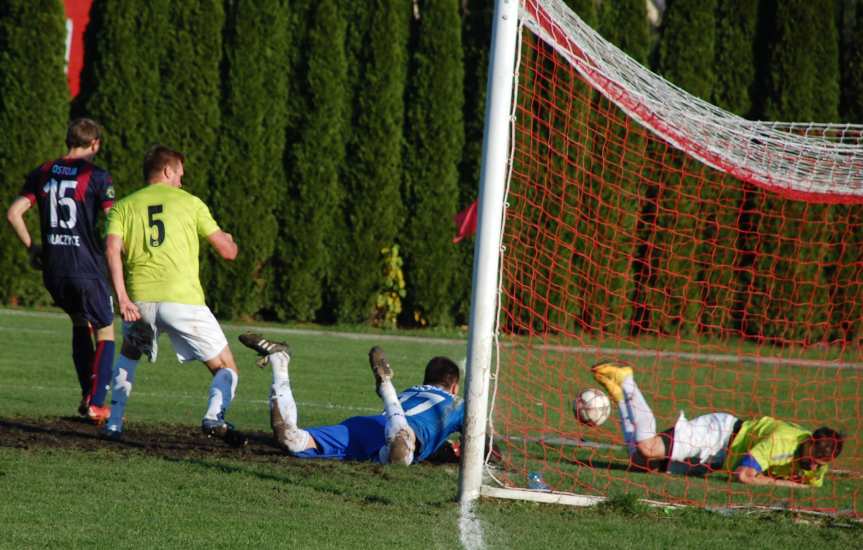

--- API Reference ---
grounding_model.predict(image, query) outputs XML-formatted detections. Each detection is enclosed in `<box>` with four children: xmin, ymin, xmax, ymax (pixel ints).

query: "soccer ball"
<box><xmin>573</xmin><ymin>388</ymin><xmax>611</xmax><ymax>427</ymax></box>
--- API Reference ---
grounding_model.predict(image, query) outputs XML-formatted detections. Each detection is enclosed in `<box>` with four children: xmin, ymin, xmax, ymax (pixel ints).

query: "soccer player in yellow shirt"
<box><xmin>102</xmin><ymin>145</ymin><xmax>245</xmax><ymax>446</ymax></box>
<box><xmin>592</xmin><ymin>361</ymin><xmax>844</xmax><ymax>488</ymax></box>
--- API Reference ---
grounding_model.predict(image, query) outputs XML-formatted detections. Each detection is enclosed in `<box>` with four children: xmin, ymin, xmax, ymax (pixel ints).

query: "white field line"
<box><xmin>3</xmin><ymin>308</ymin><xmax>862</xmax><ymax>369</ymax></box>
<box><xmin>458</xmin><ymin>500</ymin><xmax>486</xmax><ymax>550</ymax></box>
<box><xmin>537</xmin><ymin>343</ymin><xmax>863</xmax><ymax>370</ymax></box>
<box><xmin>504</xmin><ymin>434</ymin><xmax>622</xmax><ymax>450</ymax></box>
<box><xmin>0</xmin><ymin>308</ymin><xmax>467</xmax><ymax>347</ymax></box>
<box><xmin>0</xmin><ymin>383</ymin><xmax>379</xmax><ymax>414</ymax></box>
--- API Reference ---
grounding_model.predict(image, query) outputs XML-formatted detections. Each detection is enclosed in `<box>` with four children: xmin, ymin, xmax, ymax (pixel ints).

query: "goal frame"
<box><xmin>457</xmin><ymin>0</ymin><xmax>519</xmax><ymax>505</ymax></box>
<box><xmin>459</xmin><ymin>0</ymin><xmax>863</xmax><ymax>510</ymax></box>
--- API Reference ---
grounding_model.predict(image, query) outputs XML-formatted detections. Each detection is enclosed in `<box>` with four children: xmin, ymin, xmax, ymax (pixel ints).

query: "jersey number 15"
<box><xmin>43</xmin><ymin>179</ymin><xmax>77</xmax><ymax>229</ymax></box>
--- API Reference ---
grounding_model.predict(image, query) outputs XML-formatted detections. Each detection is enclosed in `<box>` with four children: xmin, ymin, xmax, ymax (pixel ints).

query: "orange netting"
<box><xmin>488</xmin><ymin>10</ymin><xmax>863</xmax><ymax>517</ymax></box>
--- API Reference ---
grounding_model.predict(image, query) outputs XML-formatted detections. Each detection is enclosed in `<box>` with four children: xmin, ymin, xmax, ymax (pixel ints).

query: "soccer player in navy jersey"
<box><xmin>6</xmin><ymin>118</ymin><xmax>116</xmax><ymax>424</ymax></box>
<box><xmin>239</xmin><ymin>334</ymin><xmax>464</xmax><ymax>464</ymax></box>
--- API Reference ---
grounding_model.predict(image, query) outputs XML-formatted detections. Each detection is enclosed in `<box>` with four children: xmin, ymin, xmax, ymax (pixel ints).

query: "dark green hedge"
<box><xmin>2</xmin><ymin>1</ymin><xmax>862</xmax><ymax>345</ymax></box>
<box><xmin>274</xmin><ymin>0</ymin><xmax>348</xmax><ymax>322</ymax></box>
<box><xmin>76</xmin><ymin>0</ymin><xmax>169</xmax><ymax>195</ymax></box>
<box><xmin>207</xmin><ymin>0</ymin><xmax>291</xmax><ymax>319</ymax></box>
<box><xmin>0</xmin><ymin>0</ymin><xmax>68</xmax><ymax>305</ymax></box>
<box><xmin>331</xmin><ymin>1</ymin><xmax>409</xmax><ymax>323</ymax></box>
<box><xmin>401</xmin><ymin>0</ymin><xmax>465</xmax><ymax>327</ymax></box>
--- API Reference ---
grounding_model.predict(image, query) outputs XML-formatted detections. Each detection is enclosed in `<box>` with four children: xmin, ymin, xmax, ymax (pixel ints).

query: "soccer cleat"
<box><xmin>368</xmin><ymin>346</ymin><xmax>393</xmax><ymax>395</ymax></box>
<box><xmin>87</xmin><ymin>404</ymin><xmax>111</xmax><ymax>425</ymax></box>
<box><xmin>202</xmin><ymin>418</ymin><xmax>248</xmax><ymax>448</ymax></box>
<box><xmin>591</xmin><ymin>360</ymin><xmax>633</xmax><ymax>404</ymax></box>
<box><xmin>101</xmin><ymin>427</ymin><xmax>123</xmax><ymax>442</ymax></box>
<box><xmin>238</xmin><ymin>333</ymin><xmax>290</xmax><ymax>368</ymax></box>
<box><xmin>387</xmin><ymin>427</ymin><xmax>416</xmax><ymax>465</ymax></box>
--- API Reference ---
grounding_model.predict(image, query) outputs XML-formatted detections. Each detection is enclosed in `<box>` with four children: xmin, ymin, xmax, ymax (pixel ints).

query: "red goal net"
<box><xmin>487</xmin><ymin>0</ymin><xmax>863</xmax><ymax>516</ymax></box>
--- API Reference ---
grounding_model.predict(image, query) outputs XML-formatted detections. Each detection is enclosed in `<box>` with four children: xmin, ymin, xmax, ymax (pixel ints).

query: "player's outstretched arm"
<box><xmin>106</xmin><ymin>234</ymin><xmax>140</xmax><ymax>322</ymax></box>
<box><xmin>207</xmin><ymin>231</ymin><xmax>237</xmax><ymax>261</ymax></box>
<box><xmin>734</xmin><ymin>466</ymin><xmax>811</xmax><ymax>489</ymax></box>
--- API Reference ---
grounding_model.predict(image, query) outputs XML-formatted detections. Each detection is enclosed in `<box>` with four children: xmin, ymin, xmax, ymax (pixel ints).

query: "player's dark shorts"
<box><xmin>44</xmin><ymin>276</ymin><xmax>114</xmax><ymax>329</ymax></box>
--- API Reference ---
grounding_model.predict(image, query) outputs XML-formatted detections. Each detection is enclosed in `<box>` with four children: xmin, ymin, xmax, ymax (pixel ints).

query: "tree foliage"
<box><xmin>712</xmin><ymin>0</ymin><xmax>759</xmax><ymax>117</ymax></box>
<box><xmin>401</xmin><ymin>0</ymin><xmax>465</xmax><ymax>326</ymax></box>
<box><xmin>0</xmin><ymin>0</ymin><xmax>68</xmax><ymax>304</ymax></box>
<box><xmin>273</xmin><ymin>0</ymin><xmax>349</xmax><ymax>321</ymax></box>
<box><xmin>839</xmin><ymin>0</ymin><xmax>863</xmax><ymax>123</ymax></box>
<box><xmin>76</xmin><ymin>0</ymin><xmax>170</xmax><ymax>194</ymax></box>
<box><xmin>1</xmin><ymin>1</ymin><xmax>862</xmax><ymax>341</ymax></box>
<box><xmin>207</xmin><ymin>0</ymin><xmax>291</xmax><ymax>319</ymax></box>
<box><xmin>332</xmin><ymin>1</ymin><xmax>409</xmax><ymax>323</ymax></box>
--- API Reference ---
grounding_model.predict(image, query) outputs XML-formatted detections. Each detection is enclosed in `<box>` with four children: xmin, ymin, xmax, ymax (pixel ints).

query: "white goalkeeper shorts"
<box><xmin>127</xmin><ymin>302</ymin><xmax>228</xmax><ymax>363</ymax></box>
<box><xmin>669</xmin><ymin>411</ymin><xmax>738</xmax><ymax>466</ymax></box>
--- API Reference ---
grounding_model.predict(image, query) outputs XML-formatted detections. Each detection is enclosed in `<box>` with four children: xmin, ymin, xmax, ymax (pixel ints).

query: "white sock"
<box><xmin>378</xmin><ymin>378</ymin><xmax>408</xmax><ymax>442</ymax></box>
<box><xmin>620</xmin><ymin>376</ymin><xmax>657</xmax><ymax>448</ymax></box>
<box><xmin>204</xmin><ymin>368</ymin><xmax>237</xmax><ymax>422</ymax></box>
<box><xmin>268</xmin><ymin>351</ymin><xmax>297</xmax><ymax>429</ymax></box>
<box><xmin>266</xmin><ymin>351</ymin><xmax>310</xmax><ymax>452</ymax></box>
<box><xmin>282</xmin><ymin>428</ymin><xmax>311</xmax><ymax>453</ymax></box>
<box><xmin>106</xmin><ymin>354</ymin><xmax>138</xmax><ymax>432</ymax></box>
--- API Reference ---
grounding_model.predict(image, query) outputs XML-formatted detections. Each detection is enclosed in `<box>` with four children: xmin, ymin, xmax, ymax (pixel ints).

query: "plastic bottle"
<box><xmin>527</xmin><ymin>471</ymin><xmax>550</xmax><ymax>491</ymax></box>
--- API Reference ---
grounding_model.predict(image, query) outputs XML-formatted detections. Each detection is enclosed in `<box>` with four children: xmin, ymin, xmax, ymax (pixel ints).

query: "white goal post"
<box><xmin>457</xmin><ymin>0</ymin><xmax>519</xmax><ymax>504</ymax></box>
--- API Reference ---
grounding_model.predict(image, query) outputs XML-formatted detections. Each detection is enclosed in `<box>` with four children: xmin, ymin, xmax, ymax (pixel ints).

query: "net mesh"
<box><xmin>487</xmin><ymin>0</ymin><xmax>863</xmax><ymax>516</ymax></box>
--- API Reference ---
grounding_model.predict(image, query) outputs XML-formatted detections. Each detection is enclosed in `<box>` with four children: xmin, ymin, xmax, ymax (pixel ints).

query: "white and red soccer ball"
<box><xmin>573</xmin><ymin>388</ymin><xmax>611</xmax><ymax>427</ymax></box>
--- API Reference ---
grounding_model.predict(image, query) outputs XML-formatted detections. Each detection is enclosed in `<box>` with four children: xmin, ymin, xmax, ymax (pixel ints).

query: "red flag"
<box><xmin>64</xmin><ymin>0</ymin><xmax>94</xmax><ymax>98</ymax></box>
<box><xmin>453</xmin><ymin>200</ymin><xmax>478</xmax><ymax>243</ymax></box>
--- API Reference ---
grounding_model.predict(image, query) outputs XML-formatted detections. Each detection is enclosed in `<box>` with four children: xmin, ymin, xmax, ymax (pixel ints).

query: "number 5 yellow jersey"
<box><xmin>106</xmin><ymin>183</ymin><xmax>220</xmax><ymax>305</ymax></box>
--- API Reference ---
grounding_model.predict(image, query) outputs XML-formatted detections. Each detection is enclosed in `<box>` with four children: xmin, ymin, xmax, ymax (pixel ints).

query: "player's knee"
<box><xmin>384</xmin><ymin>427</ymin><xmax>416</xmax><ymax>465</ymax></box>
<box><xmin>206</xmin><ymin>347</ymin><xmax>237</xmax><ymax>374</ymax></box>
<box><xmin>635</xmin><ymin>436</ymin><xmax>666</xmax><ymax>460</ymax></box>
<box><xmin>95</xmin><ymin>324</ymin><xmax>114</xmax><ymax>341</ymax></box>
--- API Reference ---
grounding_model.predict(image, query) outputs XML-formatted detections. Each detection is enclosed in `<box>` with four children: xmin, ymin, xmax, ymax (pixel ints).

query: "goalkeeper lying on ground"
<box><xmin>239</xmin><ymin>334</ymin><xmax>463</xmax><ymax>464</ymax></box>
<box><xmin>592</xmin><ymin>361</ymin><xmax>844</xmax><ymax>488</ymax></box>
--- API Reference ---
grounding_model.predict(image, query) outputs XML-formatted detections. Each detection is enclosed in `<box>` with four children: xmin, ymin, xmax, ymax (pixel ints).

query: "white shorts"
<box><xmin>126</xmin><ymin>302</ymin><xmax>228</xmax><ymax>363</ymax></box>
<box><xmin>669</xmin><ymin>411</ymin><xmax>738</xmax><ymax>466</ymax></box>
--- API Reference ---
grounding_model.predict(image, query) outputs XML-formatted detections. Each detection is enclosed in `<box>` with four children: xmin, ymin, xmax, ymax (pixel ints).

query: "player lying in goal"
<box><xmin>238</xmin><ymin>334</ymin><xmax>463</xmax><ymax>464</ymax></box>
<box><xmin>592</xmin><ymin>361</ymin><xmax>844</xmax><ymax>488</ymax></box>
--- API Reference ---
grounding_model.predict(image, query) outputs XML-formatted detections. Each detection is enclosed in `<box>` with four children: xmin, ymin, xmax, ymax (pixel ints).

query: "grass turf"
<box><xmin>0</xmin><ymin>308</ymin><xmax>860</xmax><ymax>549</ymax></box>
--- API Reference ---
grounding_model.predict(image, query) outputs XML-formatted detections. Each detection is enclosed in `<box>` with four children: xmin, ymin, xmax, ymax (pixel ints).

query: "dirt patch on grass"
<box><xmin>0</xmin><ymin>416</ymin><xmax>461</xmax><ymax>465</ymax></box>
<box><xmin>0</xmin><ymin>416</ymin><xmax>288</xmax><ymax>463</ymax></box>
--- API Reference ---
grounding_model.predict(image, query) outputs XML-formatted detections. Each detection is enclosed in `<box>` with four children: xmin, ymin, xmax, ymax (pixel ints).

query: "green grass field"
<box><xmin>1</xmin><ymin>308</ymin><xmax>860</xmax><ymax>549</ymax></box>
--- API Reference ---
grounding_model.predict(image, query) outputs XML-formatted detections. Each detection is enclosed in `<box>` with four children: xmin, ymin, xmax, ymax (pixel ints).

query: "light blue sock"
<box><xmin>204</xmin><ymin>368</ymin><xmax>237</xmax><ymax>422</ymax></box>
<box><xmin>106</xmin><ymin>354</ymin><xmax>138</xmax><ymax>433</ymax></box>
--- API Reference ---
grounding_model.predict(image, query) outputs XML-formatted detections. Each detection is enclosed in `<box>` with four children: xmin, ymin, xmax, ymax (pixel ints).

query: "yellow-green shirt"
<box><xmin>106</xmin><ymin>183</ymin><xmax>220</xmax><ymax>305</ymax></box>
<box><xmin>724</xmin><ymin>416</ymin><xmax>828</xmax><ymax>487</ymax></box>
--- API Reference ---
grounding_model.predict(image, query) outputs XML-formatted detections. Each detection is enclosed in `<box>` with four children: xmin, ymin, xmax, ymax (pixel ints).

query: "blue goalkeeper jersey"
<box><xmin>400</xmin><ymin>384</ymin><xmax>464</xmax><ymax>462</ymax></box>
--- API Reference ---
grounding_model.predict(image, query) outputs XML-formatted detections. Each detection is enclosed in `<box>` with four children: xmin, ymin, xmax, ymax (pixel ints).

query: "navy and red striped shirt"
<box><xmin>20</xmin><ymin>158</ymin><xmax>115</xmax><ymax>280</ymax></box>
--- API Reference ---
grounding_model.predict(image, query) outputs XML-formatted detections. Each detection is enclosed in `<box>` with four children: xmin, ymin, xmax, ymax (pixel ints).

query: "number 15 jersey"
<box><xmin>20</xmin><ymin>158</ymin><xmax>115</xmax><ymax>279</ymax></box>
<box><xmin>106</xmin><ymin>183</ymin><xmax>220</xmax><ymax>305</ymax></box>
